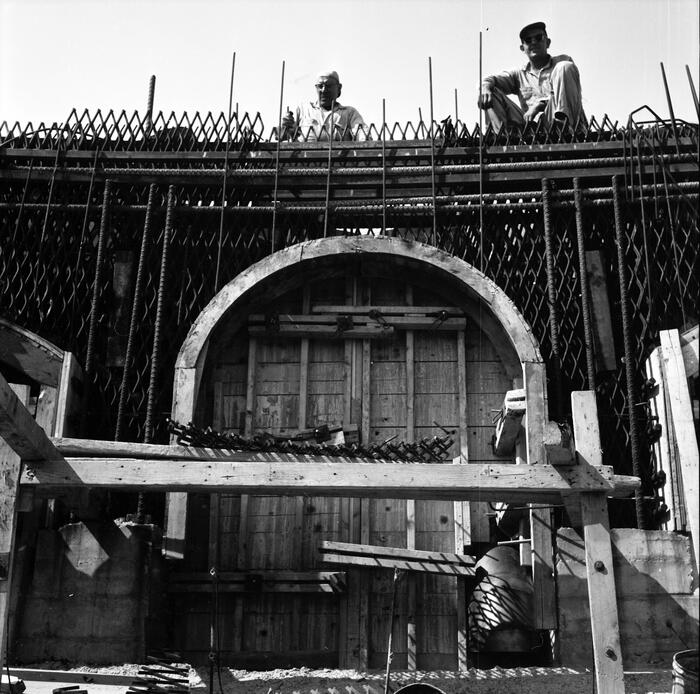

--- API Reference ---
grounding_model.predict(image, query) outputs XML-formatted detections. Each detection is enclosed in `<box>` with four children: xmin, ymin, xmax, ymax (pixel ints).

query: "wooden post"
<box><xmin>454</xmin><ymin>329</ymin><xmax>469</xmax><ymax>670</ymax></box>
<box><xmin>581</xmin><ymin>493</ymin><xmax>625</xmax><ymax>694</ymax></box>
<box><xmin>0</xmin><ymin>383</ymin><xmax>30</xmax><ymax>663</ymax></box>
<box><xmin>405</xmin><ymin>327</ymin><xmax>417</xmax><ymax>671</ymax></box>
<box><xmin>572</xmin><ymin>390</ymin><xmax>625</xmax><ymax>693</ymax></box>
<box><xmin>522</xmin><ymin>362</ymin><xmax>557</xmax><ymax>630</ymax></box>
<box><xmin>660</xmin><ymin>329</ymin><xmax>699</xmax><ymax>575</ymax></box>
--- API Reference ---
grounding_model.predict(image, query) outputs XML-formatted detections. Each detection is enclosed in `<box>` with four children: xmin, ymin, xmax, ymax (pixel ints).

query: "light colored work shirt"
<box><xmin>482</xmin><ymin>54</ymin><xmax>576</xmax><ymax>113</ymax></box>
<box><xmin>294</xmin><ymin>101</ymin><xmax>367</xmax><ymax>141</ymax></box>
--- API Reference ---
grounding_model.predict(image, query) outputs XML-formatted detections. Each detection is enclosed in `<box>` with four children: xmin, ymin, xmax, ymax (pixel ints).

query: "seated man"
<box><xmin>478</xmin><ymin>22</ymin><xmax>585</xmax><ymax>130</ymax></box>
<box><xmin>282</xmin><ymin>70</ymin><xmax>367</xmax><ymax>141</ymax></box>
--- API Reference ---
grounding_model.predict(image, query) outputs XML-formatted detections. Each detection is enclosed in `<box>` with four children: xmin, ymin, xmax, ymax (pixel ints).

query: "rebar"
<box><xmin>382</xmin><ymin>98</ymin><xmax>387</xmax><ymax>234</ymax></box>
<box><xmin>541</xmin><ymin>177</ymin><xmax>564</xmax><ymax>420</ymax></box>
<box><xmin>84</xmin><ymin>179</ymin><xmax>112</xmax><ymax>377</ymax></box>
<box><xmin>145</xmin><ymin>75</ymin><xmax>156</xmax><ymax>133</ymax></box>
<box><xmin>271</xmin><ymin>59</ymin><xmax>284</xmax><ymax>253</ymax></box>
<box><xmin>428</xmin><ymin>57</ymin><xmax>437</xmax><ymax>246</ymax></box>
<box><xmin>9</xmin><ymin>151</ymin><xmax>695</xmax><ymax>180</ymax></box>
<box><xmin>323</xmin><ymin>98</ymin><xmax>335</xmax><ymax>238</ymax></box>
<box><xmin>214</xmin><ymin>52</ymin><xmax>236</xmax><ymax>291</ymax></box>
<box><xmin>144</xmin><ymin>184</ymin><xmax>175</xmax><ymax>444</ymax></box>
<box><xmin>115</xmin><ymin>183</ymin><xmax>157</xmax><ymax>441</ymax></box>
<box><xmin>573</xmin><ymin>179</ymin><xmax>596</xmax><ymax>390</ymax></box>
<box><xmin>612</xmin><ymin>174</ymin><xmax>647</xmax><ymax>529</ymax></box>
<box><xmin>660</xmin><ymin>63</ymin><xmax>681</xmax><ymax>157</ymax></box>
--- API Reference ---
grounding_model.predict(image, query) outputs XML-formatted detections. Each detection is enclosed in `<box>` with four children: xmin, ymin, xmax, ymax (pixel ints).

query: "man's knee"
<box><xmin>551</xmin><ymin>60</ymin><xmax>579</xmax><ymax>81</ymax></box>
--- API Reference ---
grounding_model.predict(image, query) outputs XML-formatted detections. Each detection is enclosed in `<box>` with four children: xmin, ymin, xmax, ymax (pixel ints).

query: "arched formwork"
<box><xmin>167</xmin><ymin>235</ymin><xmax>551</xmax><ymax>668</ymax></box>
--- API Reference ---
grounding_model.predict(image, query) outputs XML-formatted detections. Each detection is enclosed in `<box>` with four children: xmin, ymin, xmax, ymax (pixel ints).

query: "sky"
<box><xmin>1</xmin><ymin>0</ymin><xmax>698</xmax><ymax>134</ymax></box>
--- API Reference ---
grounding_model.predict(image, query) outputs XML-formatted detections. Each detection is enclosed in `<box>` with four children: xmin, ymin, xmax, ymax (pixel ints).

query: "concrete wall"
<box><xmin>557</xmin><ymin>528</ymin><xmax>699</xmax><ymax>669</ymax></box>
<box><xmin>14</xmin><ymin>521</ymin><xmax>161</xmax><ymax>665</ymax></box>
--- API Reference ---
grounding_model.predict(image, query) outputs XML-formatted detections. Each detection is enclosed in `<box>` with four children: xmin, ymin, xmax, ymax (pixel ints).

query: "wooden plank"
<box><xmin>250</xmin><ymin>314</ymin><xmax>467</xmax><ymax>331</ymax></box>
<box><xmin>580</xmin><ymin>492</ymin><xmax>625</xmax><ymax>694</ymax></box>
<box><xmin>249</xmin><ymin>324</ymin><xmax>395</xmax><ymax>339</ymax></box>
<box><xmin>585</xmin><ymin>251</ymin><xmax>617</xmax><ymax>372</ymax></box>
<box><xmin>321</xmin><ymin>541</ymin><xmax>475</xmax><ymax>567</ymax></box>
<box><xmin>454</xmin><ymin>329</ymin><xmax>469</xmax><ymax>670</ymax></box>
<box><xmin>681</xmin><ymin>324</ymin><xmax>698</xmax><ymax>378</ymax></box>
<box><xmin>660</xmin><ymin>329</ymin><xmax>699</xmax><ymax>576</ymax></box>
<box><xmin>54</xmin><ymin>352</ymin><xmax>83</xmax><ymax>439</ymax></box>
<box><xmin>34</xmin><ymin>386</ymin><xmax>57</xmax><ymax>441</ymax></box>
<box><xmin>0</xmin><ymin>371</ymin><xmax>63</xmax><ymax>462</ymax></box>
<box><xmin>322</xmin><ymin>553</ymin><xmax>476</xmax><ymax>576</ymax></box>
<box><xmin>566</xmin><ymin>390</ymin><xmax>603</xmax><ymax>527</ymax></box>
<box><xmin>311</xmin><ymin>305</ymin><xmax>466</xmax><ymax>316</ymax></box>
<box><xmin>21</xmin><ymin>458</ymin><xmax>639</xmax><ymax>499</ymax></box>
<box><xmin>523</xmin><ymin>361</ymin><xmax>557</xmax><ymax>631</ymax></box>
<box><xmin>358</xmin><ymin>338</ymin><xmax>371</xmax><ymax>670</ymax></box>
<box><xmin>405</xmin><ymin>326</ymin><xmax>417</xmax><ymax>671</ymax></box>
<box><xmin>0</xmin><ymin>383</ymin><xmax>31</xmax><ymax>662</ymax></box>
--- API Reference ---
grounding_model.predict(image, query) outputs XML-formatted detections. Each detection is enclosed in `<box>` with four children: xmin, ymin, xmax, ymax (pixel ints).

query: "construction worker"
<box><xmin>478</xmin><ymin>22</ymin><xmax>585</xmax><ymax>131</ymax></box>
<box><xmin>282</xmin><ymin>70</ymin><xmax>367</xmax><ymax>141</ymax></box>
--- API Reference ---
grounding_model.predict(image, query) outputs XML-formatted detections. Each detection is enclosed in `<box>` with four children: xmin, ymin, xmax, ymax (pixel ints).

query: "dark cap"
<box><xmin>519</xmin><ymin>21</ymin><xmax>546</xmax><ymax>40</ymax></box>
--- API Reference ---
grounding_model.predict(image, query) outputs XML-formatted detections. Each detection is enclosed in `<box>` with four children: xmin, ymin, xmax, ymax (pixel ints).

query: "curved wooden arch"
<box><xmin>172</xmin><ymin>236</ymin><xmax>542</xmax><ymax>422</ymax></box>
<box><xmin>0</xmin><ymin>317</ymin><xmax>65</xmax><ymax>386</ymax></box>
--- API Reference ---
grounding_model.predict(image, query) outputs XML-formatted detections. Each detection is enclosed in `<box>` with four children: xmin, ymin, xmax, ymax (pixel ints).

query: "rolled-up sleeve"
<box><xmin>482</xmin><ymin>69</ymin><xmax>520</xmax><ymax>95</ymax></box>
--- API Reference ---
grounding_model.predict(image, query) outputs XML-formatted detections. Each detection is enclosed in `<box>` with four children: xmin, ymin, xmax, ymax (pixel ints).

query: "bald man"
<box><xmin>282</xmin><ymin>70</ymin><xmax>367</xmax><ymax>141</ymax></box>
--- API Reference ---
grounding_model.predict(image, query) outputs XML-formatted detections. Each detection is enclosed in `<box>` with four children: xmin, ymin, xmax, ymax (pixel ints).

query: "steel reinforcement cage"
<box><xmin>0</xmin><ymin>108</ymin><xmax>697</xmax><ymax>529</ymax></box>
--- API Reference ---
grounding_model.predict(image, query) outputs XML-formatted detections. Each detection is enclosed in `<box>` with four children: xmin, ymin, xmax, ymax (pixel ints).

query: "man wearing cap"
<box><xmin>282</xmin><ymin>70</ymin><xmax>367</xmax><ymax>141</ymax></box>
<box><xmin>478</xmin><ymin>22</ymin><xmax>585</xmax><ymax>131</ymax></box>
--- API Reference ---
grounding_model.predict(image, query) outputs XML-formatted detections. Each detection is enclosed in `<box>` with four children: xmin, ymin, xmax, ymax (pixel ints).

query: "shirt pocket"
<box><xmin>520</xmin><ymin>87</ymin><xmax>534</xmax><ymax>100</ymax></box>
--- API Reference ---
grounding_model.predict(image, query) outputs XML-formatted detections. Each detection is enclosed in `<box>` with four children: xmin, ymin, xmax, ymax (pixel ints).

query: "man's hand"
<box><xmin>477</xmin><ymin>88</ymin><xmax>492</xmax><ymax>110</ymax></box>
<box><xmin>281</xmin><ymin>110</ymin><xmax>295</xmax><ymax>130</ymax></box>
<box><xmin>524</xmin><ymin>99</ymin><xmax>547</xmax><ymax>122</ymax></box>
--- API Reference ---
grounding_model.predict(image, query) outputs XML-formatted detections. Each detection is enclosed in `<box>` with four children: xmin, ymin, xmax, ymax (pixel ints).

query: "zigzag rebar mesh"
<box><xmin>1</xmin><ymin>109</ymin><xmax>697</xmax><ymax>528</ymax></box>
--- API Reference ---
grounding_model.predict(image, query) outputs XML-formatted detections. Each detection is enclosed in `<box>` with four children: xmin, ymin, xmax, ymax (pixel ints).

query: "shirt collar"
<box><xmin>523</xmin><ymin>55</ymin><xmax>553</xmax><ymax>72</ymax></box>
<box><xmin>314</xmin><ymin>100</ymin><xmax>343</xmax><ymax>110</ymax></box>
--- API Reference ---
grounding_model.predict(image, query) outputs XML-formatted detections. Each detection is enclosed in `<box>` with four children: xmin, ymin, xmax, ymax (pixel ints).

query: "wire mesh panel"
<box><xmin>1</xmin><ymin>111</ymin><xmax>697</xmax><ymax>530</ymax></box>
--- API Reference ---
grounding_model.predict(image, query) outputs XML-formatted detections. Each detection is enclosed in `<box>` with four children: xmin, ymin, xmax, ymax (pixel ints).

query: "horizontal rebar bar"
<box><xmin>5</xmin><ymin>152</ymin><xmax>695</xmax><ymax>179</ymax></box>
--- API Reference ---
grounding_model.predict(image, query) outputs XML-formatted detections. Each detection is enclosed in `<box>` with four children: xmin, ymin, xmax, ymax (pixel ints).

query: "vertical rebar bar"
<box><xmin>115</xmin><ymin>183</ymin><xmax>157</xmax><ymax>441</ymax></box>
<box><xmin>686</xmin><ymin>64</ymin><xmax>699</xmax><ymax>118</ymax></box>
<box><xmin>478</xmin><ymin>31</ymin><xmax>485</xmax><ymax>275</ymax></box>
<box><xmin>84</xmin><ymin>179</ymin><xmax>112</xmax><ymax>377</ymax></box>
<box><xmin>382</xmin><ymin>98</ymin><xmax>387</xmax><ymax>234</ymax></box>
<box><xmin>145</xmin><ymin>75</ymin><xmax>156</xmax><ymax>133</ymax></box>
<box><xmin>660</xmin><ymin>62</ymin><xmax>681</xmax><ymax>157</ymax></box>
<box><xmin>454</xmin><ymin>88</ymin><xmax>459</xmax><ymax>127</ymax></box>
<box><xmin>612</xmin><ymin>175</ymin><xmax>647</xmax><ymax>529</ymax></box>
<box><xmin>573</xmin><ymin>179</ymin><xmax>596</xmax><ymax>390</ymax></box>
<box><xmin>271</xmin><ymin>60</ymin><xmax>285</xmax><ymax>253</ymax></box>
<box><xmin>428</xmin><ymin>57</ymin><xmax>437</xmax><ymax>246</ymax></box>
<box><xmin>144</xmin><ymin>184</ymin><xmax>175</xmax><ymax>445</ymax></box>
<box><xmin>323</xmin><ymin>98</ymin><xmax>335</xmax><ymax>238</ymax></box>
<box><xmin>541</xmin><ymin>177</ymin><xmax>564</xmax><ymax>420</ymax></box>
<box><xmin>214</xmin><ymin>52</ymin><xmax>236</xmax><ymax>290</ymax></box>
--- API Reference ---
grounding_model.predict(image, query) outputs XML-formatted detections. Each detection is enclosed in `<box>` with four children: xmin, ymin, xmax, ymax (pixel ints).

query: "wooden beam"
<box><xmin>585</xmin><ymin>251</ymin><xmax>617</xmax><ymax>372</ymax></box>
<box><xmin>320</xmin><ymin>541</ymin><xmax>476</xmax><ymax>576</ymax></box>
<box><xmin>0</xmin><ymin>384</ymin><xmax>31</xmax><ymax>665</ymax></box>
<box><xmin>523</xmin><ymin>361</ymin><xmax>557</xmax><ymax>631</ymax></box>
<box><xmin>581</xmin><ymin>492</ymin><xmax>625</xmax><ymax>694</ymax></box>
<box><xmin>0</xmin><ymin>371</ymin><xmax>62</xmax><ymax>462</ymax></box>
<box><xmin>660</xmin><ymin>329</ymin><xmax>699</xmax><ymax>576</ymax></box>
<box><xmin>21</xmin><ymin>458</ymin><xmax>639</xmax><ymax>499</ymax></box>
<box><xmin>167</xmin><ymin>570</ymin><xmax>346</xmax><ymax>594</ymax></box>
<box><xmin>405</xmin><ymin>325</ymin><xmax>417</xmax><ymax>671</ymax></box>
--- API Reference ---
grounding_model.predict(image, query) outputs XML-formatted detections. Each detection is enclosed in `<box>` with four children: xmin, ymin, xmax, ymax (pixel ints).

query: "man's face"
<box><xmin>316</xmin><ymin>76</ymin><xmax>341</xmax><ymax>109</ymax></box>
<box><xmin>520</xmin><ymin>30</ymin><xmax>551</xmax><ymax>61</ymax></box>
